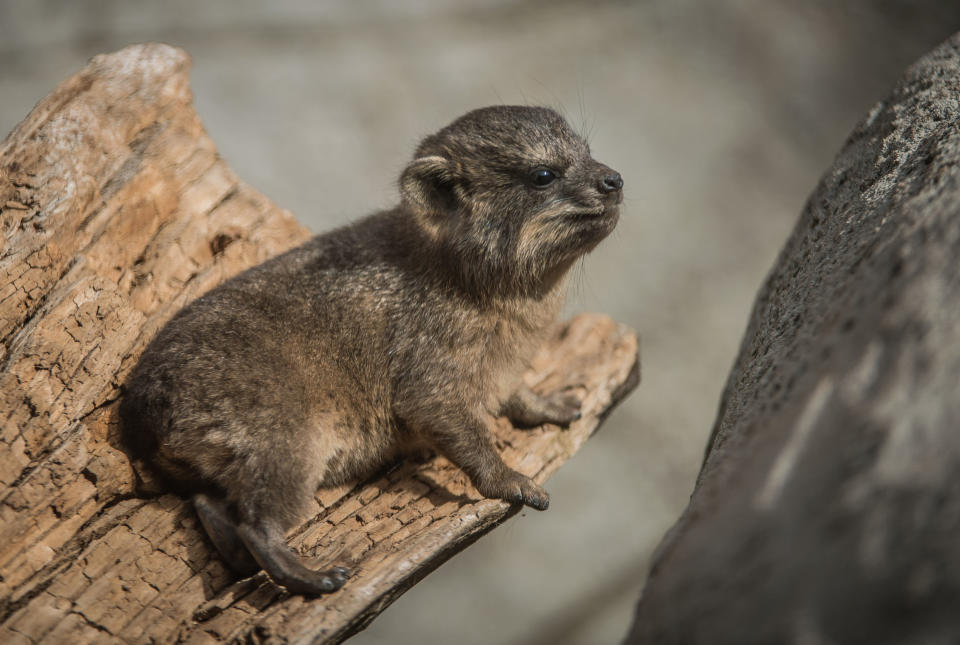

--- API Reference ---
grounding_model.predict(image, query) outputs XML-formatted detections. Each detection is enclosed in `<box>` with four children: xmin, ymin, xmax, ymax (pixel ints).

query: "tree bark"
<box><xmin>0</xmin><ymin>44</ymin><xmax>639</xmax><ymax>644</ymax></box>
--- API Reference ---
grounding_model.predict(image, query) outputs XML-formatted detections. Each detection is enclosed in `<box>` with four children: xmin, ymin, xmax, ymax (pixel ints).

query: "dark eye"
<box><xmin>531</xmin><ymin>168</ymin><xmax>557</xmax><ymax>187</ymax></box>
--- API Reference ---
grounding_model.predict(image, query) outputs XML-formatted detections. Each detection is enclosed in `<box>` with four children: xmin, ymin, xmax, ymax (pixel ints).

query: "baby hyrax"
<box><xmin>120</xmin><ymin>105</ymin><xmax>623</xmax><ymax>596</ymax></box>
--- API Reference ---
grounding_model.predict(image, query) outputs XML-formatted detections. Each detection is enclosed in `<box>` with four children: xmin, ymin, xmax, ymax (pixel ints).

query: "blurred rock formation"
<box><xmin>627</xmin><ymin>32</ymin><xmax>960</xmax><ymax>645</ymax></box>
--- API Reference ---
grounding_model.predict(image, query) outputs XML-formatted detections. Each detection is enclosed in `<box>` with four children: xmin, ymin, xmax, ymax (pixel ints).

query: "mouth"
<box><xmin>523</xmin><ymin>203</ymin><xmax>619</xmax><ymax>267</ymax></box>
<box><xmin>558</xmin><ymin>206</ymin><xmax>609</xmax><ymax>221</ymax></box>
<box><xmin>567</xmin><ymin>203</ymin><xmax>620</xmax><ymax>223</ymax></box>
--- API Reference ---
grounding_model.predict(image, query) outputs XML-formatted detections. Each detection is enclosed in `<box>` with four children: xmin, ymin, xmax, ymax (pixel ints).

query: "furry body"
<box><xmin>121</xmin><ymin>106</ymin><xmax>622</xmax><ymax>594</ymax></box>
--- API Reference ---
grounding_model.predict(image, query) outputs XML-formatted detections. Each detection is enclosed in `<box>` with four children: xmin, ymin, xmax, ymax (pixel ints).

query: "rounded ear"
<box><xmin>399</xmin><ymin>155</ymin><xmax>457</xmax><ymax>219</ymax></box>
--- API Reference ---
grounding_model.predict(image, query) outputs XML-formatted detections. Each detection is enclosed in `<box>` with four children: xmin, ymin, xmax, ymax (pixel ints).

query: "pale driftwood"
<box><xmin>0</xmin><ymin>44</ymin><xmax>640</xmax><ymax>644</ymax></box>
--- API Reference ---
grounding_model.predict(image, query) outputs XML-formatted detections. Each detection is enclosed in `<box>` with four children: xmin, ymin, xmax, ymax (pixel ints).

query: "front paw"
<box><xmin>538</xmin><ymin>391</ymin><xmax>583</xmax><ymax>426</ymax></box>
<box><xmin>478</xmin><ymin>470</ymin><xmax>550</xmax><ymax>511</ymax></box>
<box><xmin>506</xmin><ymin>389</ymin><xmax>582</xmax><ymax>428</ymax></box>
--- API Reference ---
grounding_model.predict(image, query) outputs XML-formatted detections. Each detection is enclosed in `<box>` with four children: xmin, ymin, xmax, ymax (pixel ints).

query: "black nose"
<box><xmin>600</xmin><ymin>173</ymin><xmax>623</xmax><ymax>193</ymax></box>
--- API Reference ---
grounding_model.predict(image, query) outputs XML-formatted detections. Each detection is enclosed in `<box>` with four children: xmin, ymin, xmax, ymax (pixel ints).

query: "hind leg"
<box><xmin>194</xmin><ymin>494</ymin><xmax>259</xmax><ymax>576</ymax></box>
<box><xmin>192</xmin><ymin>419</ymin><xmax>352</xmax><ymax>595</ymax></box>
<box><xmin>230</xmin><ymin>462</ymin><xmax>351</xmax><ymax>595</ymax></box>
<box><xmin>236</xmin><ymin>520</ymin><xmax>350</xmax><ymax>595</ymax></box>
<box><xmin>197</xmin><ymin>493</ymin><xmax>350</xmax><ymax>594</ymax></box>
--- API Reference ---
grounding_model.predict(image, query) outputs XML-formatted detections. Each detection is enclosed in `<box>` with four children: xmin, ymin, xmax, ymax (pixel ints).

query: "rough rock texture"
<box><xmin>0</xmin><ymin>44</ymin><xmax>640</xmax><ymax>644</ymax></box>
<box><xmin>626</xmin><ymin>33</ymin><xmax>960</xmax><ymax>645</ymax></box>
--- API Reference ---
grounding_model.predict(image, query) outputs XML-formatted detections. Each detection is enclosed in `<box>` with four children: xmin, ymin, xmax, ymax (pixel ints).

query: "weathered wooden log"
<box><xmin>0</xmin><ymin>44</ymin><xmax>639</xmax><ymax>644</ymax></box>
<box><xmin>626</xmin><ymin>33</ymin><xmax>960</xmax><ymax>644</ymax></box>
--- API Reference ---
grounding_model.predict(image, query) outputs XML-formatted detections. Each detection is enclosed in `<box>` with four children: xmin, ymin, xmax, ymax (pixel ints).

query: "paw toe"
<box><xmin>525</xmin><ymin>491</ymin><xmax>549</xmax><ymax>511</ymax></box>
<box><xmin>518</xmin><ymin>479</ymin><xmax>550</xmax><ymax>511</ymax></box>
<box><xmin>318</xmin><ymin>572</ymin><xmax>347</xmax><ymax>593</ymax></box>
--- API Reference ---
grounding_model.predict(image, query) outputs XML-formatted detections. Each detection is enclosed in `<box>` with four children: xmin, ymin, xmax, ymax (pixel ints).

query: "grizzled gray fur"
<box><xmin>120</xmin><ymin>105</ymin><xmax>623</xmax><ymax>595</ymax></box>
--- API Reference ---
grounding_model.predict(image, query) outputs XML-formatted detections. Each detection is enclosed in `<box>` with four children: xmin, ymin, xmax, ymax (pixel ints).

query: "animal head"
<box><xmin>400</xmin><ymin>105</ymin><xmax>622</xmax><ymax>295</ymax></box>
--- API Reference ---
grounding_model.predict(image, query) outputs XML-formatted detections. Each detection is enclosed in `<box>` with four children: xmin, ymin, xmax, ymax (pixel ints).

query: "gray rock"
<box><xmin>626</xmin><ymin>33</ymin><xmax>960</xmax><ymax>645</ymax></box>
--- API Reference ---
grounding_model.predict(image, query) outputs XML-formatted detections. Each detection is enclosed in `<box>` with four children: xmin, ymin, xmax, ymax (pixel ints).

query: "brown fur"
<box><xmin>120</xmin><ymin>105</ymin><xmax>623</xmax><ymax>595</ymax></box>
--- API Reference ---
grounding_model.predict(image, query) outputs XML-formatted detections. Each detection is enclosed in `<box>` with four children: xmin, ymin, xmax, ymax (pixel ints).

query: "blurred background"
<box><xmin>3</xmin><ymin>1</ymin><xmax>960</xmax><ymax>642</ymax></box>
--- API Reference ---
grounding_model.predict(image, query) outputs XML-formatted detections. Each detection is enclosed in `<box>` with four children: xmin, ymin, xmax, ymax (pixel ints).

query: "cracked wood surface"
<box><xmin>0</xmin><ymin>43</ymin><xmax>640</xmax><ymax>644</ymax></box>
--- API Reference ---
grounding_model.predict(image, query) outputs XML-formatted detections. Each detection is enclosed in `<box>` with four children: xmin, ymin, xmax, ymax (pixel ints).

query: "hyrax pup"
<box><xmin>120</xmin><ymin>105</ymin><xmax>623</xmax><ymax>595</ymax></box>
